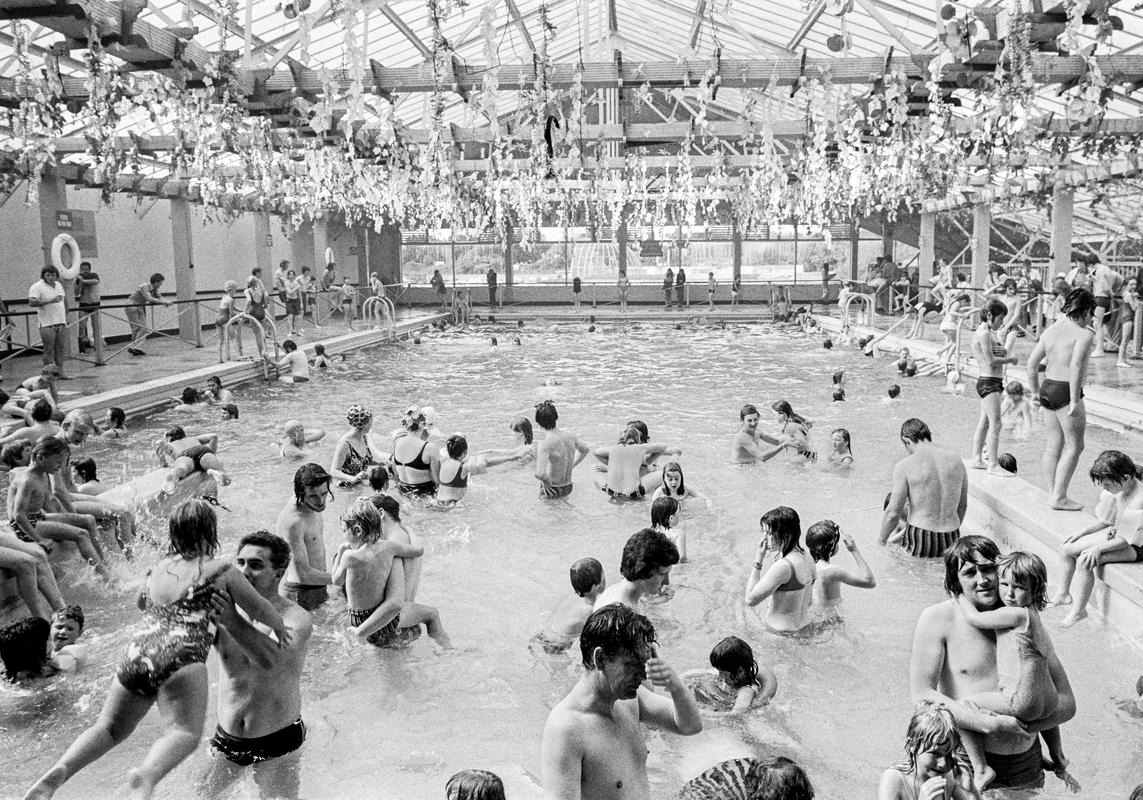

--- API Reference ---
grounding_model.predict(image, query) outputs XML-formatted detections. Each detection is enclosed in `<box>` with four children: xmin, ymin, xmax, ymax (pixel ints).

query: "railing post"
<box><xmin>92</xmin><ymin>309</ymin><xmax>105</xmax><ymax>366</ymax></box>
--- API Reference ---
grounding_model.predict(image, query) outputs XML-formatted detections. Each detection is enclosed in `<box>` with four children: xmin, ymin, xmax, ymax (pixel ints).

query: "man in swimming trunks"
<box><xmin>276</xmin><ymin>463</ymin><xmax>333</xmax><ymax>611</ymax></box>
<box><xmin>1026</xmin><ymin>288</ymin><xmax>1096</xmax><ymax>511</ymax></box>
<box><xmin>970</xmin><ymin>299</ymin><xmax>1019</xmax><ymax>477</ymax></box>
<box><xmin>911</xmin><ymin>536</ymin><xmax>1076</xmax><ymax>789</ymax></box>
<box><xmin>49</xmin><ymin>410</ymin><xmax>136</xmax><ymax>550</ymax></box>
<box><xmin>535</xmin><ymin>400</ymin><xmax>591</xmax><ymax>499</ymax></box>
<box><xmin>593</xmin><ymin>430</ymin><xmax>680</xmax><ymax>500</ymax></box>
<box><xmin>731</xmin><ymin>404</ymin><xmax>789</xmax><ymax>464</ymax></box>
<box><xmin>594</xmin><ymin>529</ymin><xmax>679</xmax><ymax>610</ymax></box>
<box><xmin>200</xmin><ymin>531</ymin><xmax>313</xmax><ymax>800</ymax></box>
<box><xmin>0</xmin><ymin>397</ymin><xmax>59</xmax><ymax>448</ymax></box>
<box><xmin>878</xmin><ymin>418</ymin><xmax>966</xmax><ymax>558</ymax></box>
<box><xmin>541</xmin><ymin>603</ymin><xmax>701</xmax><ymax>800</ymax></box>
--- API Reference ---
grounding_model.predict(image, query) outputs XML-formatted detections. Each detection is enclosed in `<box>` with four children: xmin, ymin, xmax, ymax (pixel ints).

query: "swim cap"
<box><xmin>285</xmin><ymin>419</ymin><xmax>303</xmax><ymax>433</ymax></box>
<box><xmin>224</xmin><ymin>280</ymin><xmax>238</xmax><ymax>292</ymax></box>
<box><xmin>346</xmin><ymin>404</ymin><xmax>373</xmax><ymax>429</ymax></box>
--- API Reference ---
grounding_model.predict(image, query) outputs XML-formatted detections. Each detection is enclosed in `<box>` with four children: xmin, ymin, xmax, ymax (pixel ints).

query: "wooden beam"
<box><xmin>377</xmin><ymin>2</ymin><xmax>431</xmax><ymax>60</ymax></box>
<box><xmin>687</xmin><ymin>0</ymin><xmax>707</xmax><ymax>50</ymax></box>
<box><xmin>852</xmin><ymin>0</ymin><xmax>923</xmax><ymax>57</ymax></box>
<box><xmin>787</xmin><ymin>0</ymin><xmax>826</xmax><ymax>51</ymax></box>
<box><xmin>503</xmin><ymin>0</ymin><xmax>535</xmax><ymax>53</ymax></box>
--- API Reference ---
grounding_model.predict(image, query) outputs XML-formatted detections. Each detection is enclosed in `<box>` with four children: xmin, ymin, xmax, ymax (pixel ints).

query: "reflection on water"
<box><xmin>1</xmin><ymin>322</ymin><xmax>1138</xmax><ymax>799</ymax></box>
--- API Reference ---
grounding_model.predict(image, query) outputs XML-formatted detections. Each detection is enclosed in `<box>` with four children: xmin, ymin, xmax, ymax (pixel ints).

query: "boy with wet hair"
<box><xmin>48</xmin><ymin>605</ymin><xmax>87</xmax><ymax>672</ymax></box>
<box><xmin>537</xmin><ymin>557</ymin><xmax>606</xmax><ymax>653</ymax></box>
<box><xmin>594</xmin><ymin>529</ymin><xmax>680</xmax><ymax>610</ymax></box>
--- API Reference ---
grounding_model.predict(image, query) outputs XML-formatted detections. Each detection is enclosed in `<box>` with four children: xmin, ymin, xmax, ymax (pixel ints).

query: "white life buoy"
<box><xmin>51</xmin><ymin>233</ymin><xmax>81</xmax><ymax>279</ymax></box>
<box><xmin>826</xmin><ymin>0</ymin><xmax>853</xmax><ymax>14</ymax></box>
<box><xmin>325</xmin><ymin>247</ymin><xmax>334</xmax><ymax>266</ymax></box>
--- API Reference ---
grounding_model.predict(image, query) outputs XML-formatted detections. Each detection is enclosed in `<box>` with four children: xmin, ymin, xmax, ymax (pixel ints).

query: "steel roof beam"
<box><xmin>787</xmin><ymin>0</ymin><xmax>826</xmax><ymax>51</ymax></box>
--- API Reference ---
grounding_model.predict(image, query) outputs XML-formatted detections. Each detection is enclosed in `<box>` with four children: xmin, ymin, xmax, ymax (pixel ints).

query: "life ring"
<box><xmin>324</xmin><ymin>247</ymin><xmax>334</xmax><ymax>266</ymax></box>
<box><xmin>826</xmin><ymin>0</ymin><xmax>853</xmax><ymax>13</ymax></box>
<box><xmin>51</xmin><ymin>233</ymin><xmax>81</xmax><ymax>279</ymax></box>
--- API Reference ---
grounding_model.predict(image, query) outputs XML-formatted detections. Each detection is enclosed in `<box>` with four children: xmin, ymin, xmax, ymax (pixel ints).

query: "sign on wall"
<box><xmin>55</xmin><ymin>210</ymin><xmax>98</xmax><ymax>257</ymax></box>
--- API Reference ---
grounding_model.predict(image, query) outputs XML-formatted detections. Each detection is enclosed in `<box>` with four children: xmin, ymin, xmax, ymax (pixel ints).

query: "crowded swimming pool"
<box><xmin>3</xmin><ymin>321</ymin><xmax>1139</xmax><ymax>798</ymax></box>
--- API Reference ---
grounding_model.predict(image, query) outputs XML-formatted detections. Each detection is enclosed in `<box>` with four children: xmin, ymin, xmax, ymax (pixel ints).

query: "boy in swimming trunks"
<box><xmin>156</xmin><ymin>429</ymin><xmax>231</xmax><ymax>495</ymax></box>
<box><xmin>594</xmin><ymin>529</ymin><xmax>679</xmax><ymax>610</ymax></box>
<box><xmin>6</xmin><ymin>435</ymin><xmax>109</xmax><ymax>579</ymax></box>
<box><xmin>971</xmin><ymin>299</ymin><xmax>1019</xmax><ymax>477</ymax></box>
<box><xmin>536</xmin><ymin>557</ymin><xmax>605</xmax><ymax>653</ymax></box>
<box><xmin>331</xmin><ymin>499</ymin><xmax>449</xmax><ymax>647</ymax></box>
<box><xmin>275</xmin><ymin>340</ymin><xmax>310</xmax><ymax>384</ymax></box>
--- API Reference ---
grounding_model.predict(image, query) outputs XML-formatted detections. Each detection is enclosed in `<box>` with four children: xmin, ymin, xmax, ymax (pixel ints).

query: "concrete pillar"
<box><xmin>971</xmin><ymin>202</ymin><xmax>991</xmax><ymax>289</ymax></box>
<box><xmin>503</xmin><ymin>219</ymin><xmax>513</xmax><ymax>287</ymax></box>
<box><xmin>617</xmin><ymin>208</ymin><xmax>628</xmax><ymax>277</ymax></box>
<box><xmin>848</xmin><ymin>220</ymin><xmax>860</xmax><ymax>281</ymax></box>
<box><xmin>37</xmin><ymin>175</ymin><xmax>77</xmax><ymax>354</ymax></box>
<box><xmin>881</xmin><ymin>224</ymin><xmax>894</xmax><ymax>260</ymax></box>
<box><xmin>730</xmin><ymin>219</ymin><xmax>742</xmax><ymax>284</ymax></box>
<box><xmin>291</xmin><ymin>220</ymin><xmax>315</xmax><ymax>272</ymax></box>
<box><xmin>170</xmin><ymin>198</ymin><xmax>200</xmax><ymax>344</ymax></box>
<box><xmin>376</xmin><ymin>223</ymin><xmax>401</xmax><ymax>285</ymax></box>
<box><xmin>918</xmin><ymin>211</ymin><xmax>936</xmax><ymax>287</ymax></box>
<box><xmin>254</xmin><ymin>212</ymin><xmax>273</xmax><ymax>277</ymax></box>
<box><xmin>1051</xmin><ymin>185</ymin><xmax>1074</xmax><ymax>279</ymax></box>
<box><xmin>313</xmin><ymin>218</ymin><xmax>331</xmax><ymax>271</ymax></box>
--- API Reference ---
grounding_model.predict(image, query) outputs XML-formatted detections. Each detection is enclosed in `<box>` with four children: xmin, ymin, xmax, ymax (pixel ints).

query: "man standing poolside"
<box><xmin>731</xmin><ymin>404</ymin><xmax>788</xmax><ymax>464</ymax></box>
<box><xmin>276</xmin><ymin>463</ymin><xmax>333</xmax><ymax>610</ymax></box>
<box><xmin>879</xmin><ymin>418</ymin><xmax>967</xmax><ymax>558</ymax></box>
<box><xmin>1026</xmin><ymin>288</ymin><xmax>1096</xmax><ymax>511</ymax></box>
<box><xmin>541</xmin><ymin>604</ymin><xmax>701</xmax><ymax>800</ymax></box>
<box><xmin>535</xmin><ymin>400</ymin><xmax>590</xmax><ymax>499</ymax></box>
<box><xmin>201</xmin><ymin>531</ymin><xmax>313</xmax><ymax>800</ymax></box>
<box><xmin>28</xmin><ymin>266</ymin><xmax>69</xmax><ymax>378</ymax></box>
<box><xmin>125</xmin><ymin>272</ymin><xmax>171</xmax><ymax>356</ymax></box>
<box><xmin>911</xmin><ymin>536</ymin><xmax>1075</xmax><ymax>789</ymax></box>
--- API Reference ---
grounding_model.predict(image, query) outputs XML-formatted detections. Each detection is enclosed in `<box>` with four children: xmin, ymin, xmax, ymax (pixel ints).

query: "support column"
<box><xmin>254</xmin><ymin>212</ymin><xmax>273</xmax><ymax>277</ymax></box>
<box><xmin>37</xmin><ymin>175</ymin><xmax>76</xmax><ymax>354</ymax></box>
<box><xmin>971</xmin><ymin>202</ymin><xmax>991</xmax><ymax>290</ymax></box>
<box><xmin>617</xmin><ymin>208</ymin><xmax>628</xmax><ymax>277</ymax></box>
<box><xmin>881</xmin><ymin>223</ymin><xmax>894</xmax><ymax>260</ymax></box>
<box><xmin>918</xmin><ymin>211</ymin><xmax>936</xmax><ymax>287</ymax></box>
<box><xmin>291</xmin><ymin>220</ymin><xmax>314</xmax><ymax>272</ymax></box>
<box><xmin>1051</xmin><ymin>185</ymin><xmax>1074</xmax><ymax>279</ymax></box>
<box><xmin>503</xmin><ymin>219</ymin><xmax>513</xmax><ymax>306</ymax></box>
<box><xmin>170</xmin><ymin>198</ymin><xmax>200</xmax><ymax>344</ymax></box>
<box><xmin>848</xmin><ymin>220</ymin><xmax>859</xmax><ymax>281</ymax></box>
<box><xmin>732</xmin><ymin>219</ymin><xmax>743</xmax><ymax>284</ymax></box>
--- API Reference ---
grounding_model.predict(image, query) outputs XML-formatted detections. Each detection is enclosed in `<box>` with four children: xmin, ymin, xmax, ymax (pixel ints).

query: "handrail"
<box><xmin>361</xmin><ymin>296</ymin><xmax>396</xmax><ymax>337</ymax></box>
<box><xmin>840</xmin><ymin>294</ymin><xmax>873</xmax><ymax>326</ymax></box>
<box><xmin>222</xmin><ymin>312</ymin><xmax>279</xmax><ymax>376</ymax></box>
<box><xmin>953</xmin><ymin>308</ymin><xmax>984</xmax><ymax>372</ymax></box>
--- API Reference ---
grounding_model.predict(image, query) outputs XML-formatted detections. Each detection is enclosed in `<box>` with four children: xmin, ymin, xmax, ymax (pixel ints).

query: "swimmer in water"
<box><xmin>878</xmin><ymin>702</ymin><xmax>978</xmax><ymax>800</ymax></box>
<box><xmin>832</xmin><ymin>388</ymin><xmax>845</xmax><ymax>402</ymax></box>
<box><xmin>1000</xmin><ymin>381</ymin><xmax>1033</xmax><ymax>439</ymax></box>
<box><xmin>942</xmin><ymin>369</ymin><xmax>965</xmax><ymax>395</ymax></box>
<box><xmin>732</xmin><ymin>404</ymin><xmax>791</xmax><ymax>464</ymax></box>
<box><xmin>594</xmin><ymin>529</ymin><xmax>679</xmax><ymax>610</ymax></box>
<box><xmin>311</xmin><ymin>343</ymin><xmax>331</xmax><ymax>370</ymax></box>
<box><xmin>650</xmin><ymin>496</ymin><xmax>685</xmax><ymax>562</ymax></box>
<box><xmin>886</xmin><ymin>385</ymin><xmax>901</xmax><ymax>401</ymax></box>
<box><xmin>683</xmin><ymin>636</ymin><xmax>777</xmax><ymax>714</ymax></box>
<box><xmin>279</xmin><ymin>420</ymin><xmax>327</xmax><ymax>459</ymax></box>
<box><xmin>535</xmin><ymin>557</ymin><xmax>606</xmax><ymax>653</ymax></box>
<box><xmin>806</xmin><ymin>520</ymin><xmax>875</xmax><ymax>613</ymax></box>
<box><xmin>827</xmin><ymin>428</ymin><xmax>853</xmax><ymax>468</ymax></box>
<box><xmin>771</xmin><ymin>400</ymin><xmax>816</xmax><ymax>462</ymax></box>
<box><xmin>593</xmin><ymin>428</ymin><xmax>681</xmax><ymax>500</ymax></box>
<box><xmin>100</xmin><ymin>407</ymin><xmax>128</xmax><ymax>439</ymax></box>
<box><xmin>204</xmin><ymin>377</ymin><xmax>234</xmax><ymax>406</ymax></box>
<box><xmin>650</xmin><ymin>462</ymin><xmax>707</xmax><ymax>506</ymax></box>
<box><xmin>155</xmin><ymin>428</ymin><xmax>231</xmax><ymax>495</ymax></box>
<box><xmin>434</xmin><ymin>434</ymin><xmax>520</xmax><ymax>504</ymax></box>
<box><xmin>479</xmin><ymin>417</ymin><xmax>537</xmax><ymax>463</ymax></box>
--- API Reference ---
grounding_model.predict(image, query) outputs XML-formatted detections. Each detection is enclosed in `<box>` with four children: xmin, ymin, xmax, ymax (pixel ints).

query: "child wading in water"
<box><xmin>954</xmin><ymin>551</ymin><xmax>1072</xmax><ymax>792</ymax></box>
<box><xmin>684</xmin><ymin>635</ymin><xmax>777</xmax><ymax>714</ymax></box>
<box><xmin>805</xmin><ymin>519</ymin><xmax>875</xmax><ymax>612</ymax></box>
<box><xmin>879</xmin><ymin>702</ymin><xmax>979</xmax><ymax>800</ymax></box>
<box><xmin>534</xmin><ymin>557</ymin><xmax>605</xmax><ymax>653</ymax></box>
<box><xmin>25</xmin><ymin>500</ymin><xmax>290</xmax><ymax>800</ymax></box>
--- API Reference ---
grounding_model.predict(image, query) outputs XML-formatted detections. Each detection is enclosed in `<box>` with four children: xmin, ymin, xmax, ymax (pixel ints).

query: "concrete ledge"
<box><xmin>60</xmin><ymin>314</ymin><xmax>445</xmax><ymax>420</ymax></box>
<box><xmin>965</xmin><ymin>464</ymin><xmax>1143</xmax><ymax>642</ymax></box>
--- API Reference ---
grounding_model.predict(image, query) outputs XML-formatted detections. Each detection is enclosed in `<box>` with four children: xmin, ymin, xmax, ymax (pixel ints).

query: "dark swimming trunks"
<box><xmin>1038</xmin><ymin>378</ymin><xmax>1081</xmax><ymax>411</ymax></box>
<box><xmin>10</xmin><ymin>510</ymin><xmax>46</xmax><ymax>542</ymax></box>
<box><xmin>211</xmin><ymin>718</ymin><xmax>306</xmax><ymax>767</ymax></box>
<box><xmin>540</xmin><ymin>483</ymin><xmax>573</xmax><ymax>499</ymax></box>
<box><xmin>1095</xmin><ymin>295</ymin><xmax>1111</xmax><ymax>311</ymax></box>
<box><xmin>348</xmin><ymin>605</ymin><xmax>400</xmax><ymax>646</ymax></box>
<box><xmin>602</xmin><ymin>484</ymin><xmax>646</xmax><ymax>500</ymax></box>
<box><xmin>902</xmin><ymin>525</ymin><xmax>959</xmax><ymax>558</ymax></box>
<box><xmin>975</xmin><ymin>376</ymin><xmax>1004</xmax><ymax>398</ymax></box>
<box><xmin>984</xmin><ymin>741</ymin><xmax>1043</xmax><ymax>788</ymax></box>
<box><xmin>398</xmin><ymin>480</ymin><xmax>437</xmax><ymax>496</ymax></box>
<box><xmin>181</xmin><ymin>444</ymin><xmax>212</xmax><ymax>470</ymax></box>
<box><xmin>282</xmin><ymin>582</ymin><xmax>328</xmax><ymax>611</ymax></box>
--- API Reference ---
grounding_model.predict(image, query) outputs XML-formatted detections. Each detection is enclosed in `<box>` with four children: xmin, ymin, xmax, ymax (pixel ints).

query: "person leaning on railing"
<box><xmin>125</xmin><ymin>273</ymin><xmax>172</xmax><ymax>357</ymax></box>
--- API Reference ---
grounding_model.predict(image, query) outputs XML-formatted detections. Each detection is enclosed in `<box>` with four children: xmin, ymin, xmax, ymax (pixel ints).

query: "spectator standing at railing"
<box><xmin>430</xmin><ymin>268</ymin><xmax>446</xmax><ymax>309</ymax></box>
<box><xmin>28</xmin><ymin>266</ymin><xmax>70</xmax><ymax>378</ymax></box>
<box><xmin>125</xmin><ymin>273</ymin><xmax>172</xmax><ymax>357</ymax></box>
<box><xmin>879</xmin><ymin>260</ymin><xmax>900</xmax><ymax>313</ymax></box>
<box><xmin>273</xmin><ymin>259</ymin><xmax>289</xmax><ymax>319</ymax></box>
<box><xmin>486</xmin><ymin>266</ymin><xmax>498</xmax><ymax>308</ymax></box>
<box><xmin>617</xmin><ymin>273</ymin><xmax>629</xmax><ymax>311</ymax></box>
<box><xmin>284</xmin><ymin>270</ymin><xmax>304</xmax><ymax>337</ymax></box>
<box><xmin>299</xmin><ymin>266</ymin><xmax>318</xmax><ymax>328</ymax></box>
<box><xmin>337</xmin><ymin>277</ymin><xmax>357</xmax><ymax>326</ymax></box>
<box><xmin>572</xmin><ymin>276</ymin><xmax>582</xmax><ymax>310</ymax></box>
<box><xmin>1090</xmin><ymin>256</ymin><xmax>1122</xmax><ymax>358</ymax></box>
<box><xmin>217</xmin><ymin>281</ymin><xmax>238</xmax><ymax>362</ymax></box>
<box><xmin>75</xmin><ymin>261</ymin><xmax>100</xmax><ymax>353</ymax></box>
<box><xmin>675</xmin><ymin>267</ymin><xmax>687</xmax><ymax>307</ymax></box>
<box><xmin>663</xmin><ymin>267</ymin><xmax>674</xmax><ymax>309</ymax></box>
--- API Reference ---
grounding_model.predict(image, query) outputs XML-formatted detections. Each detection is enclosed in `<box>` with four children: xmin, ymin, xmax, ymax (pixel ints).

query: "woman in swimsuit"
<box><xmin>390</xmin><ymin>406</ymin><xmax>439</xmax><ymax>496</ymax></box>
<box><xmin>935</xmin><ymin>293</ymin><xmax>972</xmax><ymax>366</ymax></box>
<box><xmin>771</xmin><ymin>400</ymin><xmax>815</xmax><ymax>462</ymax></box>
<box><xmin>744</xmin><ymin>506</ymin><xmax>816</xmax><ymax>633</ymax></box>
<box><xmin>478</xmin><ymin>417</ymin><xmax>537</xmax><ymax>464</ymax></box>
<box><xmin>434</xmin><ymin>434</ymin><xmax>519</xmax><ymax>504</ymax></box>
<box><xmin>329</xmin><ymin>404</ymin><xmax>376</xmax><ymax>487</ymax></box>
<box><xmin>25</xmin><ymin>500</ymin><xmax>289</xmax><ymax>800</ymax></box>
<box><xmin>650</xmin><ymin>461</ymin><xmax>707</xmax><ymax>506</ymax></box>
<box><xmin>1118</xmin><ymin>276</ymin><xmax>1139</xmax><ymax>368</ymax></box>
<box><xmin>155</xmin><ymin>428</ymin><xmax>230</xmax><ymax>495</ymax></box>
<box><xmin>216</xmin><ymin>281</ymin><xmax>238</xmax><ymax>362</ymax></box>
<box><xmin>827</xmin><ymin>428</ymin><xmax>853</xmax><ymax>469</ymax></box>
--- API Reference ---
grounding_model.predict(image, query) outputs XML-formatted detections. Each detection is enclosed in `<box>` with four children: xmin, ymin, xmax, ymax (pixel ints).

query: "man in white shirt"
<box><xmin>28</xmin><ymin>266</ymin><xmax>69</xmax><ymax>379</ymax></box>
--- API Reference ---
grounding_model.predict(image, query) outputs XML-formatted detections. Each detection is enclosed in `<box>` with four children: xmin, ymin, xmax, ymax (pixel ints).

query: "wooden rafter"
<box><xmin>503</xmin><ymin>0</ymin><xmax>535</xmax><ymax>53</ymax></box>
<box><xmin>687</xmin><ymin>0</ymin><xmax>706</xmax><ymax>50</ymax></box>
<box><xmin>377</xmin><ymin>2</ymin><xmax>431</xmax><ymax>59</ymax></box>
<box><xmin>787</xmin><ymin>0</ymin><xmax>826</xmax><ymax>51</ymax></box>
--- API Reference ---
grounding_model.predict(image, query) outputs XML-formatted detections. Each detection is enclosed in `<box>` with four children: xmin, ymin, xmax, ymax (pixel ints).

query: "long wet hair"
<box><xmin>709</xmin><ymin>635</ymin><xmax>759</xmax><ymax>689</ymax></box>
<box><xmin>771</xmin><ymin>400</ymin><xmax>807</xmax><ymax>426</ymax></box>
<box><xmin>893</xmin><ymin>702</ymin><xmax>970</xmax><ymax>777</ymax></box>
<box><xmin>510</xmin><ymin>416</ymin><xmax>533</xmax><ymax>445</ymax></box>
<box><xmin>650</xmin><ymin>496</ymin><xmax>679</xmax><ymax>529</ymax></box>
<box><xmin>830</xmin><ymin>428</ymin><xmax>852</xmax><ymax>456</ymax></box>
<box><xmin>293</xmin><ymin>462</ymin><xmax>332</xmax><ymax>507</ymax></box>
<box><xmin>760</xmin><ymin>506</ymin><xmax>802</xmax><ymax>556</ymax></box>
<box><xmin>445</xmin><ymin>769</ymin><xmax>505</xmax><ymax>800</ymax></box>
<box><xmin>168</xmin><ymin>499</ymin><xmax>219</xmax><ymax>559</ymax></box>
<box><xmin>370</xmin><ymin>493</ymin><xmax>403</xmax><ymax>523</ymax></box>
<box><xmin>660</xmin><ymin>461</ymin><xmax>686</xmax><ymax>495</ymax></box>
<box><xmin>805</xmin><ymin>520</ymin><xmax>841</xmax><ymax>562</ymax></box>
<box><xmin>579</xmin><ymin>603</ymin><xmax>656</xmax><ymax>670</ymax></box>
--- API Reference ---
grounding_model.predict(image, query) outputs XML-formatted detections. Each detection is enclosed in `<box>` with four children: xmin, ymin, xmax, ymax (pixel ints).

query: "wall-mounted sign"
<box><xmin>56</xmin><ymin>210</ymin><xmax>98</xmax><ymax>257</ymax></box>
<box><xmin>640</xmin><ymin>240</ymin><xmax>663</xmax><ymax>258</ymax></box>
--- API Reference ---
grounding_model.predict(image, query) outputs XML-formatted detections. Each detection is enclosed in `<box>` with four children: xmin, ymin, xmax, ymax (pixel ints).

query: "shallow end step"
<box><xmin>965</xmin><ymin>463</ymin><xmax>1143</xmax><ymax>642</ymax></box>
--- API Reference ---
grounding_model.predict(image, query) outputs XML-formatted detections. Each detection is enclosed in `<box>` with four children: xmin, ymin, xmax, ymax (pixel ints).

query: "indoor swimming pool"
<box><xmin>3</xmin><ymin>321</ymin><xmax>1140</xmax><ymax>799</ymax></box>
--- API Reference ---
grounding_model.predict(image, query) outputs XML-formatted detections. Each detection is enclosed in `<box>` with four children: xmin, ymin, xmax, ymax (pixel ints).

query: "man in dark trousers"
<box><xmin>486</xmin><ymin>266</ymin><xmax>498</xmax><ymax>307</ymax></box>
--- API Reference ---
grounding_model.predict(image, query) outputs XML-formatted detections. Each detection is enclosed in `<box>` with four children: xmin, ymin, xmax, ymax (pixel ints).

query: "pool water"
<box><xmin>3</xmin><ymin>322</ymin><xmax>1141</xmax><ymax>799</ymax></box>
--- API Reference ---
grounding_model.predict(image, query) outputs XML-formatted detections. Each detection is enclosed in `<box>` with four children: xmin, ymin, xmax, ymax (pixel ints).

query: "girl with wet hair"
<box><xmin>745</xmin><ymin>506</ymin><xmax>816</xmax><ymax>633</ymax></box>
<box><xmin>650</xmin><ymin>462</ymin><xmax>707</xmax><ymax>506</ymax></box>
<box><xmin>72</xmin><ymin>456</ymin><xmax>102</xmax><ymax>495</ymax></box>
<box><xmin>436</xmin><ymin>434</ymin><xmax>522</xmax><ymax>505</ymax></box>
<box><xmin>879</xmin><ymin>702</ymin><xmax>976</xmax><ymax>800</ymax></box>
<box><xmin>683</xmin><ymin>635</ymin><xmax>777</xmax><ymax>714</ymax></box>
<box><xmin>771</xmin><ymin>401</ymin><xmax>816</xmax><ymax>463</ymax></box>
<box><xmin>827</xmin><ymin>428</ymin><xmax>853</xmax><ymax>468</ymax></box>
<box><xmin>445</xmin><ymin>769</ymin><xmax>505</xmax><ymax>800</ymax></box>
<box><xmin>650</xmin><ymin>496</ymin><xmax>684</xmax><ymax>562</ymax></box>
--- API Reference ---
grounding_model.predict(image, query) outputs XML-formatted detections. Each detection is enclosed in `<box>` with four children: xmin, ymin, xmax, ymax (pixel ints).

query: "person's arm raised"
<box><xmin>955</xmin><ymin>595</ymin><xmax>1026</xmax><ymax>630</ymax></box>
<box><xmin>879</xmin><ymin>462</ymin><xmax>909</xmax><ymax>544</ymax></box>
<box><xmin>222</xmin><ymin>567</ymin><xmax>292</xmax><ymax>649</ymax></box>
<box><xmin>835</xmin><ymin>533</ymin><xmax>876</xmax><ymax>588</ymax></box>
<box><xmin>745</xmin><ymin>549</ymin><xmax>789</xmax><ymax>608</ymax></box>
<box><xmin>639</xmin><ymin>646</ymin><xmax>702</xmax><ymax>735</ymax></box>
<box><xmin>540</xmin><ymin>712</ymin><xmax>583</xmax><ymax>800</ymax></box>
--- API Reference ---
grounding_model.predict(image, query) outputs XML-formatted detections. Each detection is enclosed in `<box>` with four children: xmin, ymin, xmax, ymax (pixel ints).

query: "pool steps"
<box><xmin>814</xmin><ymin>315</ymin><xmax>1143</xmax><ymax>438</ymax></box>
<box><xmin>0</xmin><ymin>313</ymin><xmax>445</xmax><ymax>623</ymax></box>
<box><xmin>965</xmin><ymin>465</ymin><xmax>1143</xmax><ymax>643</ymax></box>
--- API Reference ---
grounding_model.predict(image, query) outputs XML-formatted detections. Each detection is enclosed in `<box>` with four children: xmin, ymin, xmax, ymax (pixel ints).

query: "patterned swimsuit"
<box><xmin>116</xmin><ymin>564</ymin><xmax>228</xmax><ymax>696</ymax></box>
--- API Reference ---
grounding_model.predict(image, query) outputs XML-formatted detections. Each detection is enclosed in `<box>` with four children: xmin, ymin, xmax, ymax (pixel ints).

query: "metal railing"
<box><xmin>360</xmin><ymin>296</ymin><xmax>397</xmax><ymax>337</ymax></box>
<box><xmin>840</xmin><ymin>294</ymin><xmax>874</xmax><ymax>327</ymax></box>
<box><xmin>221</xmin><ymin>313</ymin><xmax>279</xmax><ymax>375</ymax></box>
